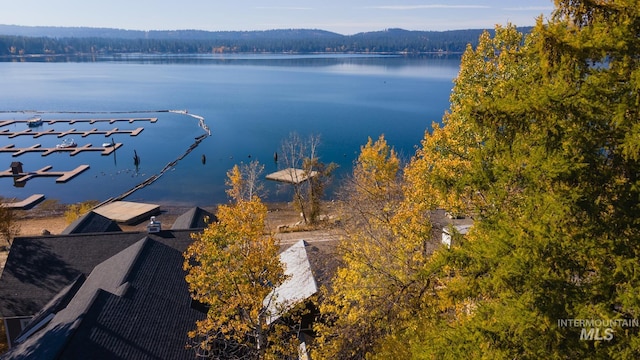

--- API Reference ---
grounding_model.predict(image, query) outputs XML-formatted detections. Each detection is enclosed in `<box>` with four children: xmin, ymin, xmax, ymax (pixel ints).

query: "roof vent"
<box><xmin>147</xmin><ymin>216</ymin><xmax>161</xmax><ymax>233</ymax></box>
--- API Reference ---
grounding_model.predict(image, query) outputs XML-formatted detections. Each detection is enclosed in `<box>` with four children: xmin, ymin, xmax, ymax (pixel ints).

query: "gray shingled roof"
<box><xmin>0</xmin><ymin>224</ymin><xmax>342</xmax><ymax>359</ymax></box>
<box><xmin>2</xmin><ymin>237</ymin><xmax>206</xmax><ymax>359</ymax></box>
<box><xmin>0</xmin><ymin>230</ymin><xmax>194</xmax><ymax>319</ymax></box>
<box><xmin>15</xmin><ymin>275</ymin><xmax>86</xmax><ymax>343</ymax></box>
<box><xmin>60</xmin><ymin>211</ymin><xmax>122</xmax><ymax>235</ymax></box>
<box><xmin>170</xmin><ymin>207</ymin><xmax>216</xmax><ymax>230</ymax></box>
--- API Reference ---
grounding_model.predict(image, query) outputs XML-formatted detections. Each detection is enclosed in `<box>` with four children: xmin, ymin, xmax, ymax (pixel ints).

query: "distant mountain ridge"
<box><xmin>0</xmin><ymin>24</ymin><xmax>344</xmax><ymax>40</ymax></box>
<box><xmin>0</xmin><ymin>24</ymin><xmax>532</xmax><ymax>55</ymax></box>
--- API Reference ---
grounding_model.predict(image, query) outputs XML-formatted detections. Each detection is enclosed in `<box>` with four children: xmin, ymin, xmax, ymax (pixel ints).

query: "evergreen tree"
<box><xmin>374</xmin><ymin>1</ymin><xmax>640</xmax><ymax>358</ymax></box>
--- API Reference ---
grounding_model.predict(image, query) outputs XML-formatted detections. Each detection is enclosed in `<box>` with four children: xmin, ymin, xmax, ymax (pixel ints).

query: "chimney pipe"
<box><xmin>147</xmin><ymin>216</ymin><xmax>161</xmax><ymax>233</ymax></box>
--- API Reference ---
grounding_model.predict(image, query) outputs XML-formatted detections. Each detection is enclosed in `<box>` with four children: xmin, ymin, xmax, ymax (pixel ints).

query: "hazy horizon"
<box><xmin>1</xmin><ymin>1</ymin><xmax>554</xmax><ymax>36</ymax></box>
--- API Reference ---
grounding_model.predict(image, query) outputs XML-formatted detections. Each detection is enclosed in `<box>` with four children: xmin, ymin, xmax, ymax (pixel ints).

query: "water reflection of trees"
<box><xmin>6</xmin><ymin>53</ymin><xmax>462</xmax><ymax>70</ymax></box>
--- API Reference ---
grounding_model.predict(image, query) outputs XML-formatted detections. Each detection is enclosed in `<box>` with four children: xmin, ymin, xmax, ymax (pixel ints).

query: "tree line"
<box><xmin>0</xmin><ymin>27</ymin><xmax>523</xmax><ymax>56</ymax></box>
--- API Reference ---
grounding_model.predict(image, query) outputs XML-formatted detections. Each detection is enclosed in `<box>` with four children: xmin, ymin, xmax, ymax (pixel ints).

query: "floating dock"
<box><xmin>0</xmin><ymin>117</ymin><xmax>157</xmax><ymax>128</ymax></box>
<box><xmin>0</xmin><ymin>143</ymin><xmax>123</xmax><ymax>157</ymax></box>
<box><xmin>0</xmin><ymin>165</ymin><xmax>90</xmax><ymax>183</ymax></box>
<box><xmin>93</xmin><ymin>201</ymin><xmax>161</xmax><ymax>225</ymax></box>
<box><xmin>0</xmin><ymin>127</ymin><xmax>144</xmax><ymax>138</ymax></box>
<box><xmin>265</xmin><ymin>168</ymin><xmax>318</xmax><ymax>184</ymax></box>
<box><xmin>0</xmin><ymin>194</ymin><xmax>45</xmax><ymax>209</ymax></box>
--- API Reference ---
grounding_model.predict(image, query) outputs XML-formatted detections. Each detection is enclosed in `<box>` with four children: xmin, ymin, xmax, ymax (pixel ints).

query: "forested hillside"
<box><xmin>0</xmin><ymin>26</ymin><xmax>530</xmax><ymax>55</ymax></box>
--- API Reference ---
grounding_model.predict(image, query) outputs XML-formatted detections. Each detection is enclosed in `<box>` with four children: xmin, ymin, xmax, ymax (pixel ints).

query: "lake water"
<box><xmin>0</xmin><ymin>54</ymin><xmax>461</xmax><ymax>206</ymax></box>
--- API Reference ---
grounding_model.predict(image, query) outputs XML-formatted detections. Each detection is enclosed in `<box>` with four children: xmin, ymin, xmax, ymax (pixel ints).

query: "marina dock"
<box><xmin>0</xmin><ymin>127</ymin><xmax>144</xmax><ymax>138</ymax></box>
<box><xmin>266</xmin><ymin>168</ymin><xmax>318</xmax><ymax>184</ymax></box>
<box><xmin>0</xmin><ymin>111</ymin><xmax>211</xmax><ymax>203</ymax></box>
<box><xmin>0</xmin><ymin>194</ymin><xmax>45</xmax><ymax>209</ymax></box>
<box><xmin>0</xmin><ymin>143</ymin><xmax>123</xmax><ymax>157</ymax></box>
<box><xmin>0</xmin><ymin>117</ymin><xmax>157</xmax><ymax>128</ymax></box>
<box><xmin>0</xmin><ymin>165</ymin><xmax>90</xmax><ymax>183</ymax></box>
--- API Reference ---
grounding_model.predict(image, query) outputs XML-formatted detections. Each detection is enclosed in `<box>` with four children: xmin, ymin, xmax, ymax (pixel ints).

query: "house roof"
<box><xmin>170</xmin><ymin>206</ymin><xmax>216</xmax><ymax>230</ymax></box>
<box><xmin>0</xmin><ymin>230</ymin><xmax>195</xmax><ymax>319</ymax></box>
<box><xmin>60</xmin><ymin>211</ymin><xmax>122</xmax><ymax>235</ymax></box>
<box><xmin>15</xmin><ymin>275</ymin><xmax>86</xmax><ymax>343</ymax></box>
<box><xmin>2</xmin><ymin>237</ymin><xmax>206</xmax><ymax>359</ymax></box>
<box><xmin>265</xmin><ymin>240</ymin><xmax>319</xmax><ymax>325</ymax></box>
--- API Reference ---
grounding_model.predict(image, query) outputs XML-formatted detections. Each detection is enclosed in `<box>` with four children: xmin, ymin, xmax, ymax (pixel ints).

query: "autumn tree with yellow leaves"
<box><xmin>184</xmin><ymin>164</ymin><xmax>300</xmax><ymax>359</ymax></box>
<box><xmin>225</xmin><ymin>160</ymin><xmax>266</xmax><ymax>202</ymax></box>
<box><xmin>313</xmin><ymin>135</ymin><xmax>435</xmax><ymax>359</ymax></box>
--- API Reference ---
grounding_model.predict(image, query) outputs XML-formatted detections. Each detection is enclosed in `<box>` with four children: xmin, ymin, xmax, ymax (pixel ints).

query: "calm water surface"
<box><xmin>0</xmin><ymin>54</ymin><xmax>461</xmax><ymax>206</ymax></box>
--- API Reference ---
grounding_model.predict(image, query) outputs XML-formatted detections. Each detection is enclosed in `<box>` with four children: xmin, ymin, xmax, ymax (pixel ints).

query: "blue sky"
<box><xmin>3</xmin><ymin>1</ymin><xmax>555</xmax><ymax>34</ymax></box>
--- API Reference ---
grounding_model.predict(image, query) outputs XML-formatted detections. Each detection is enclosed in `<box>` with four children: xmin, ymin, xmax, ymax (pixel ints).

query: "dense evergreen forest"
<box><xmin>0</xmin><ymin>25</ymin><xmax>530</xmax><ymax>55</ymax></box>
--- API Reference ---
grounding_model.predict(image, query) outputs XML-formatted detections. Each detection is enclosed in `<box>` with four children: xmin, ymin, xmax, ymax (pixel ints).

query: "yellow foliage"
<box><xmin>225</xmin><ymin>164</ymin><xmax>244</xmax><ymax>202</ymax></box>
<box><xmin>184</xmin><ymin>167</ymin><xmax>298</xmax><ymax>358</ymax></box>
<box><xmin>64</xmin><ymin>200</ymin><xmax>99</xmax><ymax>224</ymax></box>
<box><xmin>313</xmin><ymin>135</ymin><xmax>434</xmax><ymax>359</ymax></box>
<box><xmin>353</xmin><ymin>135</ymin><xmax>400</xmax><ymax>200</ymax></box>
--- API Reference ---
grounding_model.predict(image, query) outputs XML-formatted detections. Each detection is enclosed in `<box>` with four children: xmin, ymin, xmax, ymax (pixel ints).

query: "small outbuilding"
<box><xmin>264</xmin><ymin>240</ymin><xmax>319</xmax><ymax>325</ymax></box>
<box><xmin>10</xmin><ymin>162</ymin><xmax>23</xmax><ymax>175</ymax></box>
<box><xmin>442</xmin><ymin>223</ymin><xmax>473</xmax><ymax>248</ymax></box>
<box><xmin>61</xmin><ymin>211</ymin><xmax>122</xmax><ymax>235</ymax></box>
<box><xmin>171</xmin><ymin>207</ymin><xmax>216</xmax><ymax>230</ymax></box>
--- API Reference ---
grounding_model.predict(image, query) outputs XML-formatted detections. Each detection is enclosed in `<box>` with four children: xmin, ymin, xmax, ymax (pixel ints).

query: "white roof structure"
<box><xmin>264</xmin><ymin>240</ymin><xmax>318</xmax><ymax>325</ymax></box>
<box><xmin>442</xmin><ymin>223</ymin><xmax>473</xmax><ymax>248</ymax></box>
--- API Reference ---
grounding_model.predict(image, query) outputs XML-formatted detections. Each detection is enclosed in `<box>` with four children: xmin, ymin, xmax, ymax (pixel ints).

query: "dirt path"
<box><xmin>16</xmin><ymin>217</ymin><xmax>68</xmax><ymax>236</ymax></box>
<box><xmin>276</xmin><ymin>229</ymin><xmax>341</xmax><ymax>245</ymax></box>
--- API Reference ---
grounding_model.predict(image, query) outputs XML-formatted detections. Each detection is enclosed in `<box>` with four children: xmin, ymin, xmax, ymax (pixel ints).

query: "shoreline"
<box><xmin>11</xmin><ymin>200</ymin><xmax>308</xmax><ymax>237</ymax></box>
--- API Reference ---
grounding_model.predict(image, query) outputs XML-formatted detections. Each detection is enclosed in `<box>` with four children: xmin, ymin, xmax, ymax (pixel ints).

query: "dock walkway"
<box><xmin>0</xmin><ymin>127</ymin><xmax>144</xmax><ymax>138</ymax></box>
<box><xmin>0</xmin><ymin>117</ymin><xmax>157</xmax><ymax>128</ymax></box>
<box><xmin>0</xmin><ymin>194</ymin><xmax>45</xmax><ymax>210</ymax></box>
<box><xmin>0</xmin><ymin>143</ymin><xmax>122</xmax><ymax>157</ymax></box>
<box><xmin>0</xmin><ymin>165</ymin><xmax>90</xmax><ymax>183</ymax></box>
<box><xmin>266</xmin><ymin>168</ymin><xmax>318</xmax><ymax>184</ymax></box>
